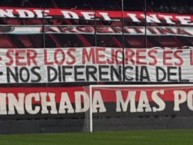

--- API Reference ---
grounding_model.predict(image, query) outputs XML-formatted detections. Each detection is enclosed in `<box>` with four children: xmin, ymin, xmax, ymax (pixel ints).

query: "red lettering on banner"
<box><xmin>147</xmin><ymin>27</ymin><xmax>157</xmax><ymax>34</ymax></box>
<box><xmin>174</xmin><ymin>50</ymin><xmax>183</xmax><ymax>66</ymax></box>
<box><xmin>6</xmin><ymin>49</ymin><xmax>14</xmax><ymax>66</ymax></box>
<box><xmin>16</xmin><ymin>50</ymin><xmax>25</xmax><ymax>66</ymax></box>
<box><xmin>27</xmin><ymin>49</ymin><xmax>38</xmax><ymax>66</ymax></box>
<box><xmin>177</xmin><ymin>28</ymin><xmax>192</xmax><ymax>36</ymax></box>
<box><xmin>44</xmin><ymin>26</ymin><xmax>61</xmax><ymax>33</ymax></box>
<box><xmin>148</xmin><ymin>49</ymin><xmax>157</xmax><ymax>65</ymax></box>
<box><xmin>136</xmin><ymin>49</ymin><xmax>147</xmax><ymax>65</ymax></box>
<box><xmin>82</xmin><ymin>47</ymin><xmax>123</xmax><ymax>64</ymax></box>
<box><xmin>133</xmin><ymin>27</ymin><xmax>144</xmax><ymax>34</ymax></box>
<box><xmin>95</xmin><ymin>48</ymin><xmax>106</xmax><ymax>64</ymax></box>
<box><xmin>10</xmin><ymin>25</ymin><xmax>193</xmax><ymax>36</ymax></box>
<box><xmin>6</xmin><ymin>49</ymin><xmax>37</xmax><ymax>66</ymax></box>
<box><xmin>54</xmin><ymin>49</ymin><xmax>66</xmax><ymax>65</ymax></box>
<box><xmin>111</xmin><ymin>49</ymin><xmax>123</xmax><ymax>64</ymax></box>
<box><xmin>125</xmin><ymin>49</ymin><xmax>135</xmax><ymax>65</ymax></box>
<box><xmin>163</xmin><ymin>50</ymin><xmax>173</xmax><ymax>66</ymax></box>
<box><xmin>125</xmin><ymin>49</ymin><xmax>158</xmax><ymax>65</ymax></box>
<box><xmin>44</xmin><ymin>48</ymin><xmax>76</xmax><ymax>65</ymax></box>
<box><xmin>44</xmin><ymin>49</ymin><xmax>53</xmax><ymax>65</ymax></box>
<box><xmin>163</xmin><ymin>50</ymin><xmax>183</xmax><ymax>66</ymax></box>
<box><xmin>190</xmin><ymin>50</ymin><xmax>193</xmax><ymax>65</ymax></box>
<box><xmin>96</xmin><ymin>26</ymin><xmax>114</xmax><ymax>33</ymax></box>
<box><xmin>16</xmin><ymin>50</ymin><xmax>34</xmax><ymax>66</ymax></box>
<box><xmin>77</xmin><ymin>26</ymin><xmax>93</xmax><ymax>33</ymax></box>
<box><xmin>82</xmin><ymin>48</ymin><xmax>95</xmax><ymax>64</ymax></box>
<box><xmin>67</xmin><ymin>48</ymin><xmax>76</xmax><ymax>64</ymax></box>
<box><xmin>60</xmin><ymin>26</ymin><xmax>75</xmax><ymax>33</ymax></box>
<box><xmin>156</xmin><ymin>27</ymin><xmax>175</xmax><ymax>35</ymax></box>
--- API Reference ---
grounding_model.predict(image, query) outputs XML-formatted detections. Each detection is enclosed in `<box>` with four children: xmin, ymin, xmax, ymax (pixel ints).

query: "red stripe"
<box><xmin>0</xmin><ymin>85</ymin><xmax>193</xmax><ymax>104</ymax></box>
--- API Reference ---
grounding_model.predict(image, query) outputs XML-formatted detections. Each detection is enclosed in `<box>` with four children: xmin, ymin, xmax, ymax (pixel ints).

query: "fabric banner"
<box><xmin>0</xmin><ymin>86</ymin><xmax>87</xmax><ymax>115</ymax></box>
<box><xmin>0</xmin><ymin>85</ymin><xmax>193</xmax><ymax>115</ymax></box>
<box><xmin>1</xmin><ymin>25</ymin><xmax>193</xmax><ymax>37</ymax></box>
<box><xmin>124</xmin><ymin>48</ymin><xmax>192</xmax><ymax>82</ymax></box>
<box><xmin>0</xmin><ymin>7</ymin><xmax>193</xmax><ymax>25</ymax></box>
<box><xmin>0</xmin><ymin>47</ymin><xmax>122</xmax><ymax>83</ymax></box>
<box><xmin>90</xmin><ymin>85</ymin><xmax>193</xmax><ymax>113</ymax></box>
<box><xmin>0</xmin><ymin>47</ymin><xmax>193</xmax><ymax>84</ymax></box>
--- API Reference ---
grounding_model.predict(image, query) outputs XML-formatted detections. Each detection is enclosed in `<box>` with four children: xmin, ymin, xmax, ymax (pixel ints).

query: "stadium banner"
<box><xmin>0</xmin><ymin>86</ymin><xmax>88</xmax><ymax>116</ymax></box>
<box><xmin>90</xmin><ymin>84</ymin><xmax>193</xmax><ymax>114</ymax></box>
<box><xmin>0</xmin><ymin>47</ymin><xmax>123</xmax><ymax>84</ymax></box>
<box><xmin>0</xmin><ymin>7</ymin><xmax>193</xmax><ymax>25</ymax></box>
<box><xmin>0</xmin><ymin>85</ymin><xmax>193</xmax><ymax>116</ymax></box>
<box><xmin>0</xmin><ymin>47</ymin><xmax>193</xmax><ymax>84</ymax></box>
<box><xmin>124</xmin><ymin>48</ymin><xmax>191</xmax><ymax>83</ymax></box>
<box><xmin>1</xmin><ymin>25</ymin><xmax>193</xmax><ymax>37</ymax></box>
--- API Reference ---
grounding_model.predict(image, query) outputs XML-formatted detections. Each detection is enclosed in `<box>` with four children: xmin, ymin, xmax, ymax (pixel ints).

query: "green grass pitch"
<box><xmin>0</xmin><ymin>129</ymin><xmax>193</xmax><ymax>145</ymax></box>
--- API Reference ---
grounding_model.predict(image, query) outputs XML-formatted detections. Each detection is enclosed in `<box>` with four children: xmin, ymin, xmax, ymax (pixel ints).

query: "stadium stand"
<box><xmin>0</xmin><ymin>0</ymin><xmax>193</xmax><ymax>134</ymax></box>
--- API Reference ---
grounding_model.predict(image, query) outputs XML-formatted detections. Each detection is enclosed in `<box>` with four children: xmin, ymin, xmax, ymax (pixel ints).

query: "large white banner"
<box><xmin>0</xmin><ymin>47</ymin><xmax>122</xmax><ymax>83</ymax></box>
<box><xmin>0</xmin><ymin>47</ymin><xmax>193</xmax><ymax>84</ymax></box>
<box><xmin>124</xmin><ymin>48</ymin><xmax>191</xmax><ymax>82</ymax></box>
